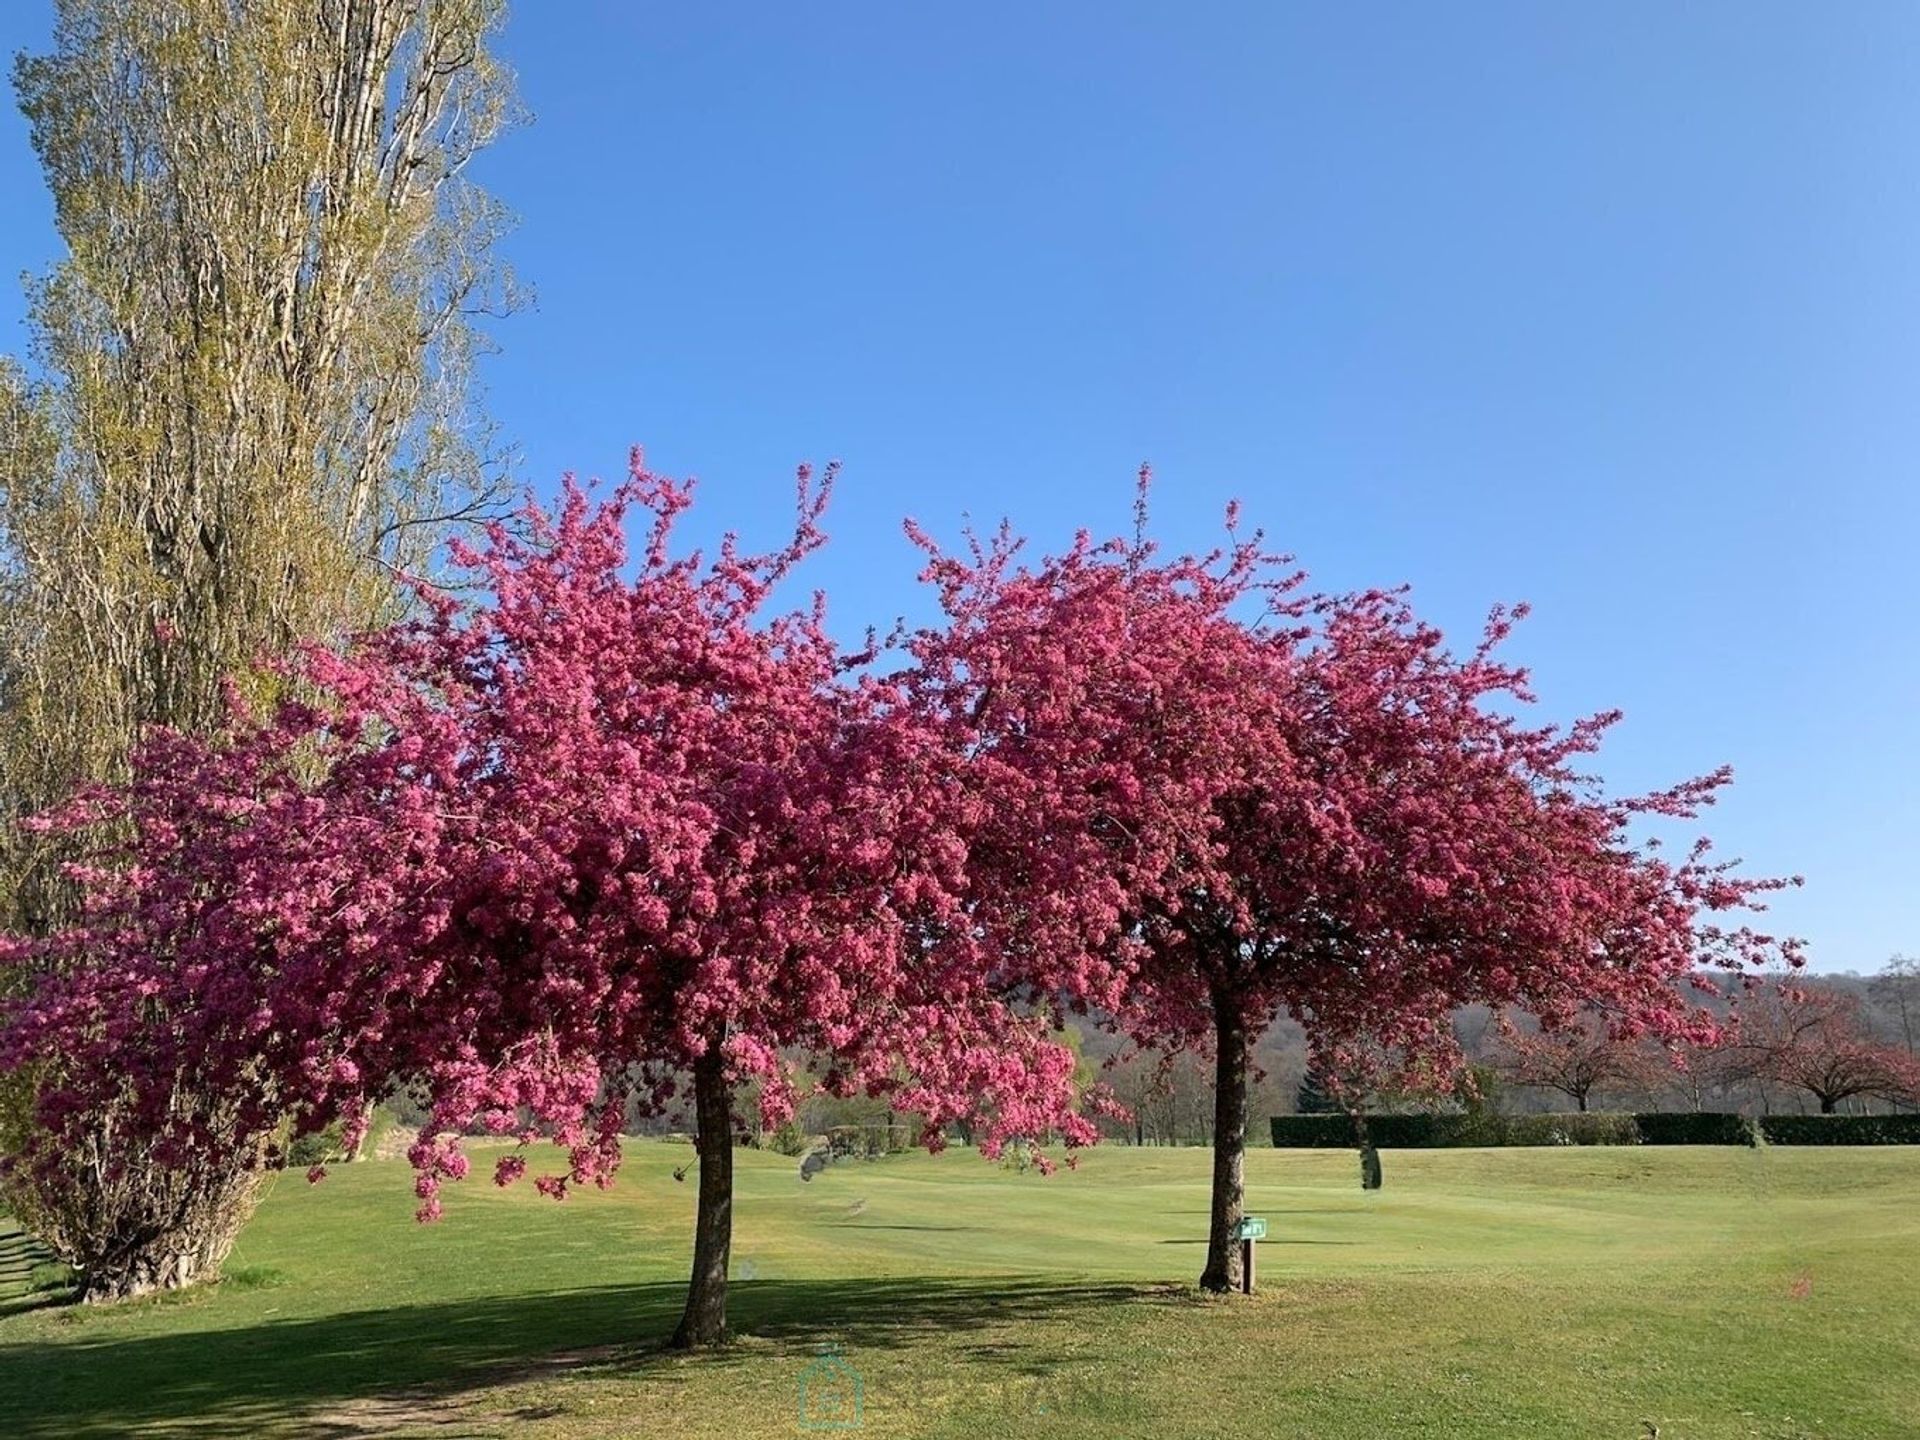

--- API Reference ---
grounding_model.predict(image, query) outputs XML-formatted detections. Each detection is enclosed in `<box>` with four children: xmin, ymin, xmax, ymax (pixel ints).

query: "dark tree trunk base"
<box><xmin>15</xmin><ymin>1122</ymin><xmax>265</xmax><ymax>1308</ymax></box>
<box><xmin>671</xmin><ymin>1047</ymin><xmax>735</xmax><ymax>1349</ymax></box>
<box><xmin>79</xmin><ymin>1228</ymin><xmax>236</xmax><ymax>1304</ymax></box>
<box><xmin>1199</xmin><ymin>993</ymin><xmax>1249</xmax><ymax>1295</ymax></box>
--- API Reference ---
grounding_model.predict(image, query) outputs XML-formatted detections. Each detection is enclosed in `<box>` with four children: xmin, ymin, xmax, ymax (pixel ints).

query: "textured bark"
<box><xmin>1199</xmin><ymin>995</ymin><xmax>1248</xmax><ymax>1294</ymax></box>
<box><xmin>46</xmin><ymin>1137</ymin><xmax>265</xmax><ymax>1304</ymax></box>
<box><xmin>672</xmin><ymin>1048</ymin><xmax>734</xmax><ymax>1348</ymax></box>
<box><xmin>80</xmin><ymin>1223</ymin><xmax>236</xmax><ymax>1304</ymax></box>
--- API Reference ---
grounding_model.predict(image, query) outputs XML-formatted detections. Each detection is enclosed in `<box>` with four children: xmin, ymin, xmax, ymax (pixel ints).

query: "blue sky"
<box><xmin>1</xmin><ymin>4</ymin><xmax>1914</xmax><ymax>972</ymax></box>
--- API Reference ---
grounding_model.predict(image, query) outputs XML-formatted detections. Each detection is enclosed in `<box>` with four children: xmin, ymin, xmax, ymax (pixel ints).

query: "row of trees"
<box><xmin>0</xmin><ymin>0</ymin><xmax>1806</xmax><ymax>1358</ymax></box>
<box><xmin>1498</xmin><ymin>984</ymin><xmax>1920</xmax><ymax>1116</ymax></box>
<box><xmin>1</xmin><ymin>457</ymin><xmax>1802</xmax><ymax>1345</ymax></box>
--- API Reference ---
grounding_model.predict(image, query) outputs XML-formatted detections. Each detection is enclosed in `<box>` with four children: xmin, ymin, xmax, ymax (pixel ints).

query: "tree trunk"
<box><xmin>672</xmin><ymin>1047</ymin><xmax>735</xmax><ymax>1349</ymax></box>
<box><xmin>82</xmin><ymin>1232</ymin><xmax>225</xmax><ymax>1304</ymax></box>
<box><xmin>21</xmin><ymin>1132</ymin><xmax>264</xmax><ymax>1306</ymax></box>
<box><xmin>76</xmin><ymin>1181</ymin><xmax>253</xmax><ymax>1304</ymax></box>
<box><xmin>1576</xmin><ymin>1092</ymin><xmax>1589</xmax><ymax>1113</ymax></box>
<box><xmin>1819</xmin><ymin>1094</ymin><xmax>1837</xmax><ymax>1114</ymax></box>
<box><xmin>1199</xmin><ymin>995</ymin><xmax>1248</xmax><ymax>1294</ymax></box>
<box><xmin>343</xmin><ymin>1102</ymin><xmax>373</xmax><ymax>1162</ymax></box>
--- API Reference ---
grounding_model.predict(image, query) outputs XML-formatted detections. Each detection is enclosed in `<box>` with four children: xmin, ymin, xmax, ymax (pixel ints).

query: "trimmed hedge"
<box><xmin>1503</xmin><ymin>1112</ymin><xmax>1640</xmax><ymax>1147</ymax></box>
<box><xmin>1271</xmin><ymin>1109</ymin><xmax>1920</xmax><ymax>1148</ymax></box>
<box><xmin>1267</xmin><ymin>1114</ymin><xmax>1363</xmax><ymax>1148</ymax></box>
<box><xmin>1758</xmin><ymin>1113</ymin><xmax>1920</xmax><ymax>1145</ymax></box>
<box><xmin>1633</xmin><ymin>1112</ymin><xmax>1761</xmax><ymax>1147</ymax></box>
<box><xmin>1270</xmin><ymin>1111</ymin><xmax>1633</xmax><ymax>1148</ymax></box>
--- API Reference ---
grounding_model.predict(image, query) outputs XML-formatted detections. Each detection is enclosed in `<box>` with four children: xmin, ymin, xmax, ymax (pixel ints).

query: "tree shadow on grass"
<box><xmin>0</xmin><ymin>1224</ymin><xmax>67</xmax><ymax>1320</ymax></box>
<box><xmin>0</xmin><ymin>1275</ymin><xmax>1170</xmax><ymax>1438</ymax></box>
<box><xmin>1155</xmin><ymin>1237</ymin><xmax>1356</xmax><ymax>1246</ymax></box>
<box><xmin>829</xmin><ymin>1222</ymin><xmax>977</xmax><ymax>1232</ymax></box>
<box><xmin>1165</xmin><ymin>1208</ymin><xmax>1358</xmax><ymax>1217</ymax></box>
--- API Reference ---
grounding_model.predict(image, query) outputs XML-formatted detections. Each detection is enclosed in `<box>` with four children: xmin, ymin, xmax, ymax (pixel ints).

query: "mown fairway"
<box><xmin>2</xmin><ymin>1143</ymin><xmax>1915</xmax><ymax>1438</ymax></box>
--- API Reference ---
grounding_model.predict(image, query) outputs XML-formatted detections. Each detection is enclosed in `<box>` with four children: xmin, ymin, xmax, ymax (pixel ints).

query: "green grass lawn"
<box><xmin>2</xmin><ymin>1142</ymin><xmax>1915</xmax><ymax>1438</ymax></box>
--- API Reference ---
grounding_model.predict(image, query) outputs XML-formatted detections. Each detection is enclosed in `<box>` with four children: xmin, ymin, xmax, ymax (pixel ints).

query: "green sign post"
<box><xmin>1235</xmin><ymin>1216</ymin><xmax>1267</xmax><ymax>1294</ymax></box>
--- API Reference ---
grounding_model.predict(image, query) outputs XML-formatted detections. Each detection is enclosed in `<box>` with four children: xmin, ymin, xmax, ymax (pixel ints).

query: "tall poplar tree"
<box><xmin>0</xmin><ymin>0</ymin><xmax>520</xmax><ymax>1299</ymax></box>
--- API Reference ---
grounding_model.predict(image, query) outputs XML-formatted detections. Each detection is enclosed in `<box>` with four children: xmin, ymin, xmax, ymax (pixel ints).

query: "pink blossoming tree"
<box><xmin>907</xmin><ymin>477</ymin><xmax>1803</xmax><ymax>1293</ymax></box>
<box><xmin>3</xmin><ymin>456</ymin><xmax>1094</xmax><ymax>1340</ymax></box>
<box><xmin>0</xmin><ymin>691</ymin><xmax>447</xmax><ymax>1301</ymax></box>
<box><xmin>1496</xmin><ymin>1012</ymin><xmax>1668</xmax><ymax>1112</ymax></box>
<box><xmin>1735</xmin><ymin>986</ymin><xmax>1920</xmax><ymax>1114</ymax></box>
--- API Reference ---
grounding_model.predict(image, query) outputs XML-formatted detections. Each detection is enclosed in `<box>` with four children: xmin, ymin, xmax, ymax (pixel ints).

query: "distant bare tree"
<box><xmin>1102</xmin><ymin>1047</ymin><xmax>1218</xmax><ymax>1145</ymax></box>
<box><xmin>1870</xmin><ymin>956</ymin><xmax>1919</xmax><ymax>1060</ymax></box>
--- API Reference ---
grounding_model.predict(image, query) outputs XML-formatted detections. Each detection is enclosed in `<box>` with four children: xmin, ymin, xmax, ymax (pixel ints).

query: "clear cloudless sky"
<box><xmin>0</xmin><ymin>4</ymin><xmax>1914</xmax><ymax>972</ymax></box>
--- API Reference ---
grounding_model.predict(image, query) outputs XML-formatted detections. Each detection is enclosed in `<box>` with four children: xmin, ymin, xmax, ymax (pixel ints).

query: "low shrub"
<box><xmin>282</xmin><ymin>1125</ymin><xmax>342</xmax><ymax>1169</ymax></box>
<box><xmin>1359</xmin><ymin>1114</ymin><xmax>1490</xmax><ymax>1147</ymax></box>
<box><xmin>1759</xmin><ymin>1113</ymin><xmax>1920</xmax><ymax>1145</ymax></box>
<box><xmin>767</xmin><ymin>1120</ymin><xmax>811</xmax><ymax>1156</ymax></box>
<box><xmin>1270</xmin><ymin>1113</ymin><xmax>1467</xmax><ymax>1148</ymax></box>
<box><xmin>1270</xmin><ymin>1112</ymin><xmax>1636</xmax><ymax>1147</ymax></box>
<box><xmin>278</xmin><ymin>1109</ymin><xmax>401</xmax><ymax>1167</ymax></box>
<box><xmin>1269</xmin><ymin>1114</ymin><xmax>1361</xmax><ymax>1148</ymax></box>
